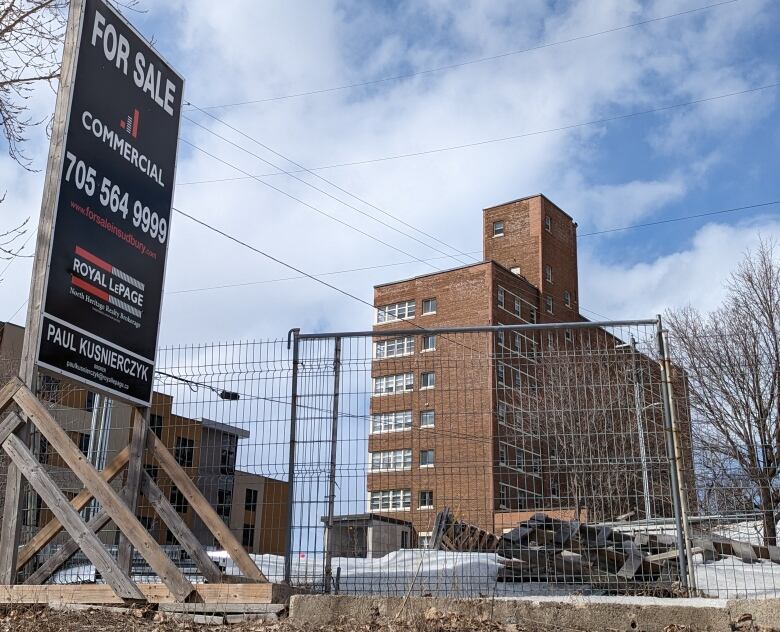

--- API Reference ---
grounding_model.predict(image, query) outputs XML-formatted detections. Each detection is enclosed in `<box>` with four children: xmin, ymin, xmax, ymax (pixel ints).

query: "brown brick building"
<box><xmin>367</xmin><ymin>194</ymin><xmax>675</xmax><ymax>542</ymax></box>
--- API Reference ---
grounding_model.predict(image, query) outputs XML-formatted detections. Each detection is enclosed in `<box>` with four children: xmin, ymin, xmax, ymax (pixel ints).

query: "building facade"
<box><xmin>368</xmin><ymin>194</ymin><xmax>677</xmax><ymax>542</ymax></box>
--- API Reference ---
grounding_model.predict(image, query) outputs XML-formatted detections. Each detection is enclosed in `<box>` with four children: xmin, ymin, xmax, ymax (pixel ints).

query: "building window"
<box><xmin>497</xmin><ymin>287</ymin><xmax>505</xmax><ymax>308</ymax></box>
<box><xmin>170</xmin><ymin>487</ymin><xmax>188</xmax><ymax>513</ymax></box>
<box><xmin>497</xmin><ymin>364</ymin><xmax>505</xmax><ymax>385</ymax></box>
<box><xmin>144</xmin><ymin>464</ymin><xmax>159</xmax><ymax>481</ymax></box>
<box><xmin>375</xmin><ymin>336</ymin><xmax>414</xmax><ymax>359</ymax></box>
<box><xmin>371</xmin><ymin>410</ymin><xmax>412</xmax><ymax>433</ymax></box>
<box><xmin>544</xmin><ymin>215</ymin><xmax>552</xmax><ymax>232</ymax></box>
<box><xmin>565</xmin><ymin>329</ymin><xmax>573</xmax><ymax>342</ymax></box>
<box><xmin>419</xmin><ymin>532</ymin><xmax>432</xmax><ymax>548</ymax></box>
<box><xmin>242</xmin><ymin>523</ymin><xmax>255</xmax><ymax>548</ymax></box>
<box><xmin>420</xmin><ymin>372</ymin><xmax>435</xmax><ymax>389</ymax></box>
<box><xmin>149</xmin><ymin>414</ymin><xmax>163</xmax><ymax>439</ymax></box>
<box><xmin>369</xmin><ymin>489</ymin><xmax>411</xmax><ymax>511</ymax></box>
<box><xmin>420</xmin><ymin>449</ymin><xmax>434</xmax><ymax>468</ymax></box>
<box><xmin>370</xmin><ymin>449</ymin><xmax>412</xmax><ymax>471</ymax></box>
<box><xmin>376</xmin><ymin>300</ymin><xmax>415</xmax><ymax>323</ymax></box>
<box><xmin>499</xmin><ymin>445</ymin><xmax>507</xmax><ymax>465</ymax></box>
<box><xmin>220</xmin><ymin>434</ymin><xmax>236</xmax><ymax>475</ymax></box>
<box><xmin>492</xmin><ymin>221</ymin><xmax>504</xmax><ymax>237</ymax></box>
<box><xmin>497</xmin><ymin>330</ymin><xmax>505</xmax><ymax>347</ymax></box>
<box><xmin>513</xmin><ymin>298</ymin><xmax>521</xmax><ymax>317</ymax></box>
<box><xmin>497</xmin><ymin>401</ymin><xmax>507</xmax><ymax>422</ymax></box>
<box><xmin>547</xmin><ymin>331</ymin><xmax>554</xmax><ymax>347</ymax></box>
<box><xmin>545</xmin><ymin>264</ymin><xmax>553</xmax><ymax>283</ymax></box>
<box><xmin>545</xmin><ymin>296</ymin><xmax>553</xmax><ymax>314</ymax></box>
<box><xmin>514</xmin><ymin>369</ymin><xmax>522</xmax><ymax>388</ymax></box>
<box><xmin>174</xmin><ymin>436</ymin><xmax>194</xmax><ymax>468</ymax></box>
<box><xmin>422</xmin><ymin>298</ymin><xmax>437</xmax><ymax>314</ymax></box>
<box><xmin>420</xmin><ymin>410</ymin><xmax>435</xmax><ymax>427</ymax></box>
<box><xmin>564</xmin><ymin>290</ymin><xmax>572</xmax><ymax>307</ymax></box>
<box><xmin>498</xmin><ymin>484</ymin><xmax>508</xmax><ymax>509</ymax></box>
<box><xmin>245</xmin><ymin>488</ymin><xmax>258</xmax><ymax>512</ymax></box>
<box><xmin>217</xmin><ymin>488</ymin><xmax>233</xmax><ymax>522</ymax></box>
<box><xmin>373</xmin><ymin>373</ymin><xmax>413</xmax><ymax>395</ymax></box>
<box><xmin>422</xmin><ymin>334</ymin><xmax>436</xmax><ymax>352</ymax></box>
<box><xmin>530</xmin><ymin>306</ymin><xmax>537</xmax><ymax>323</ymax></box>
<box><xmin>419</xmin><ymin>490</ymin><xmax>434</xmax><ymax>509</ymax></box>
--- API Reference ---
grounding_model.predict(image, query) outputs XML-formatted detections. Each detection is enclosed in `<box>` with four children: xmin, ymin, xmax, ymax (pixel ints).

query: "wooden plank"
<box><xmin>139</xmin><ymin>471</ymin><xmax>223</xmax><ymax>584</ymax></box>
<box><xmin>149</xmin><ymin>432</ymin><xmax>266</xmax><ymax>582</ymax></box>
<box><xmin>0</xmin><ymin>583</ymin><xmax>274</xmax><ymax>605</ymax></box>
<box><xmin>616</xmin><ymin>540</ymin><xmax>645</xmax><ymax>579</ymax></box>
<box><xmin>2</xmin><ymin>434</ymin><xmax>144</xmax><ymax>601</ymax></box>
<box><xmin>0</xmin><ymin>378</ymin><xmax>22</xmax><ymax>414</ymax></box>
<box><xmin>0</xmin><ymin>412</ymin><xmax>25</xmax><ymax>449</ymax></box>
<box><xmin>16</xmin><ymin>446</ymin><xmax>130</xmax><ymax>571</ymax></box>
<box><xmin>645</xmin><ymin>547</ymin><xmax>703</xmax><ymax>563</ymax></box>
<box><xmin>117</xmin><ymin>409</ymin><xmax>148</xmax><ymax>574</ymax></box>
<box><xmin>14</xmin><ymin>387</ymin><xmax>195</xmax><ymax>602</ymax></box>
<box><xmin>24</xmin><ymin>506</ymin><xmax>114</xmax><ymax>586</ymax></box>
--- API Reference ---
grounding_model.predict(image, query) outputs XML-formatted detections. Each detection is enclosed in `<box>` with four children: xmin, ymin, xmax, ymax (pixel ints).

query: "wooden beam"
<box><xmin>139</xmin><ymin>471</ymin><xmax>223</xmax><ymax>584</ymax></box>
<box><xmin>149</xmin><ymin>432</ymin><xmax>266</xmax><ymax>582</ymax></box>
<box><xmin>2</xmin><ymin>434</ymin><xmax>144</xmax><ymax>601</ymax></box>
<box><xmin>16</xmin><ymin>446</ymin><xmax>130</xmax><ymax>571</ymax></box>
<box><xmin>0</xmin><ymin>378</ymin><xmax>22</xmax><ymax>414</ymax></box>
<box><xmin>13</xmin><ymin>386</ymin><xmax>195</xmax><ymax>602</ymax></box>
<box><xmin>24</xmin><ymin>505</ymin><xmax>114</xmax><ymax>585</ymax></box>
<box><xmin>0</xmin><ymin>582</ymin><xmax>274</xmax><ymax>605</ymax></box>
<box><xmin>0</xmin><ymin>412</ymin><xmax>25</xmax><ymax>449</ymax></box>
<box><xmin>117</xmin><ymin>409</ymin><xmax>147</xmax><ymax>574</ymax></box>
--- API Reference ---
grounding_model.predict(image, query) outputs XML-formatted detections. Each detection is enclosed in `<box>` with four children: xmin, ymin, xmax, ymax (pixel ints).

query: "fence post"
<box><xmin>284</xmin><ymin>328</ymin><xmax>301</xmax><ymax>586</ymax></box>
<box><xmin>323</xmin><ymin>336</ymin><xmax>342</xmax><ymax>593</ymax></box>
<box><xmin>656</xmin><ymin>316</ymin><xmax>689</xmax><ymax>591</ymax></box>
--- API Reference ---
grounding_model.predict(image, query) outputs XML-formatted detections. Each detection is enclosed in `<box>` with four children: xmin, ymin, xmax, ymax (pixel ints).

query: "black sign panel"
<box><xmin>36</xmin><ymin>0</ymin><xmax>183</xmax><ymax>405</ymax></box>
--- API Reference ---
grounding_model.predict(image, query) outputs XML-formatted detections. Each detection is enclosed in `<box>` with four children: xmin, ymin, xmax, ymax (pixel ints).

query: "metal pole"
<box><xmin>662</xmin><ymin>329</ymin><xmax>698</xmax><ymax>593</ymax></box>
<box><xmin>656</xmin><ymin>317</ymin><xmax>688</xmax><ymax>590</ymax></box>
<box><xmin>323</xmin><ymin>337</ymin><xmax>342</xmax><ymax>593</ymax></box>
<box><xmin>284</xmin><ymin>329</ymin><xmax>301</xmax><ymax>585</ymax></box>
<box><xmin>630</xmin><ymin>337</ymin><xmax>653</xmax><ymax>520</ymax></box>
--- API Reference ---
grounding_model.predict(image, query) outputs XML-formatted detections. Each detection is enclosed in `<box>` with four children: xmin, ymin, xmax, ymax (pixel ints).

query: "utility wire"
<box><xmin>182</xmin><ymin>112</ymin><xmax>473</xmax><ymax>266</ymax></box>
<box><xmin>179</xmin><ymin>138</ymin><xmax>445</xmax><ymax>271</ymax></box>
<box><xmin>180</xmin><ymin>82</ymin><xmax>780</xmax><ymax>184</ymax></box>
<box><xmin>197</xmin><ymin>0</ymin><xmax>739</xmax><ymax>109</ymax></box>
<box><xmin>184</xmin><ymin>103</ymin><xmax>476</xmax><ymax>264</ymax></box>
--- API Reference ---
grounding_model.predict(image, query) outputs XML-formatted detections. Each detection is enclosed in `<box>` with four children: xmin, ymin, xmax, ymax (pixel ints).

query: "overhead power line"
<box><xmin>182</xmin><ymin>111</ymin><xmax>473</xmax><ymax>266</ymax></box>
<box><xmin>184</xmin><ymin>102</ymin><xmax>476</xmax><ymax>264</ymax></box>
<box><xmin>180</xmin><ymin>81</ymin><xmax>780</xmax><ymax>185</ymax></box>
<box><xmin>197</xmin><ymin>0</ymin><xmax>739</xmax><ymax>109</ymax></box>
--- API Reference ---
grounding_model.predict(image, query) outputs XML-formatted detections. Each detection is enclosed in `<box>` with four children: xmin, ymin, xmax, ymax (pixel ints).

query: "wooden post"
<box><xmin>117</xmin><ymin>408</ymin><xmax>148</xmax><ymax>574</ymax></box>
<box><xmin>0</xmin><ymin>0</ymin><xmax>86</xmax><ymax>585</ymax></box>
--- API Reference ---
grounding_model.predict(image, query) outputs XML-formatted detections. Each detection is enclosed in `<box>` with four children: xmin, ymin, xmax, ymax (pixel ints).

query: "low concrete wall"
<box><xmin>289</xmin><ymin>594</ymin><xmax>780</xmax><ymax>631</ymax></box>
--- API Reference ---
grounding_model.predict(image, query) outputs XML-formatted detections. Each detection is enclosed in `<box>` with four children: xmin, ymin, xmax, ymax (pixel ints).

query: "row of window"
<box><xmin>374</xmin><ymin>334</ymin><xmax>435</xmax><ymax>359</ymax></box>
<box><xmin>370</xmin><ymin>410</ymin><xmax>435</xmax><ymax>433</ymax></box>
<box><xmin>493</xmin><ymin>215</ymin><xmax>554</xmax><ymax>238</ymax></box>
<box><xmin>373</xmin><ymin>371</ymin><xmax>435</xmax><ymax>395</ymax></box>
<box><xmin>376</xmin><ymin>298</ymin><xmax>437</xmax><ymax>324</ymax></box>
<box><xmin>369</xmin><ymin>448</ymin><xmax>434</xmax><ymax>471</ymax></box>
<box><xmin>369</xmin><ymin>489</ymin><xmax>434</xmax><ymax>511</ymax></box>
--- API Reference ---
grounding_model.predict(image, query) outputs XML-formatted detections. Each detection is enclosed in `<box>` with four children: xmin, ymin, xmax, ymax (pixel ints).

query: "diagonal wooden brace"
<box><xmin>24</xmin><ymin>493</ymin><xmax>121</xmax><ymax>586</ymax></box>
<box><xmin>16</xmin><ymin>446</ymin><xmax>130</xmax><ymax>571</ymax></box>
<box><xmin>2</xmin><ymin>434</ymin><xmax>144</xmax><ymax>601</ymax></box>
<box><xmin>0</xmin><ymin>378</ymin><xmax>23</xmax><ymax>415</ymax></box>
<box><xmin>140</xmin><ymin>471</ymin><xmax>223</xmax><ymax>584</ymax></box>
<box><xmin>13</xmin><ymin>386</ymin><xmax>195</xmax><ymax>601</ymax></box>
<box><xmin>148</xmin><ymin>432</ymin><xmax>267</xmax><ymax>582</ymax></box>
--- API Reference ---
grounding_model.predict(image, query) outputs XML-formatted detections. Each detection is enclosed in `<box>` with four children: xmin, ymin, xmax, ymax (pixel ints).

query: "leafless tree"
<box><xmin>667</xmin><ymin>239</ymin><xmax>780</xmax><ymax>546</ymax></box>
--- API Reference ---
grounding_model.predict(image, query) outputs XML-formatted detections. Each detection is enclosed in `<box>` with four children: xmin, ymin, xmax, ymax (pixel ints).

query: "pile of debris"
<box><xmin>431</xmin><ymin>508</ymin><xmax>779</xmax><ymax>595</ymax></box>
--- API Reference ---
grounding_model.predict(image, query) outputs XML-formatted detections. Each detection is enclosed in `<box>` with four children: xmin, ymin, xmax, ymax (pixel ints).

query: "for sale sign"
<box><xmin>35</xmin><ymin>0</ymin><xmax>183</xmax><ymax>405</ymax></box>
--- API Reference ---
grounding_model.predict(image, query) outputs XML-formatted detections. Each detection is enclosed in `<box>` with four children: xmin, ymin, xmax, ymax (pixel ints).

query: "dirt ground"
<box><xmin>0</xmin><ymin>605</ymin><xmax>774</xmax><ymax>632</ymax></box>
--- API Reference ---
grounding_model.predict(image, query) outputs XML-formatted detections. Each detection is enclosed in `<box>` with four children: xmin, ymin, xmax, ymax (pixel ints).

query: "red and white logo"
<box><xmin>119</xmin><ymin>108</ymin><xmax>140</xmax><ymax>139</ymax></box>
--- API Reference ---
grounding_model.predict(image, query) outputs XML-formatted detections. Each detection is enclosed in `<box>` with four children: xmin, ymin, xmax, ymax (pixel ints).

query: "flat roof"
<box><xmin>200</xmin><ymin>417</ymin><xmax>250</xmax><ymax>439</ymax></box>
<box><xmin>321</xmin><ymin>513</ymin><xmax>414</xmax><ymax>527</ymax></box>
<box><xmin>483</xmin><ymin>193</ymin><xmax>575</xmax><ymax>223</ymax></box>
<box><xmin>374</xmin><ymin>259</ymin><xmax>537</xmax><ymax>292</ymax></box>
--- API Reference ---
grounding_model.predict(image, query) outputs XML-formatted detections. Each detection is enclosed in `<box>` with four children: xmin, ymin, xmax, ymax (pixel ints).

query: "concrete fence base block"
<box><xmin>289</xmin><ymin>594</ymin><xmax>780</xmax><ymax>631</ymax></box>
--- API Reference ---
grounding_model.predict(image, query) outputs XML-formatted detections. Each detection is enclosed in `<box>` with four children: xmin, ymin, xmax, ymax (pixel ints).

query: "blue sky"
<box><xmin>2</xmin><ymin>0</ymin><xmax>779</xmax><ymax>342</ymax></box>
